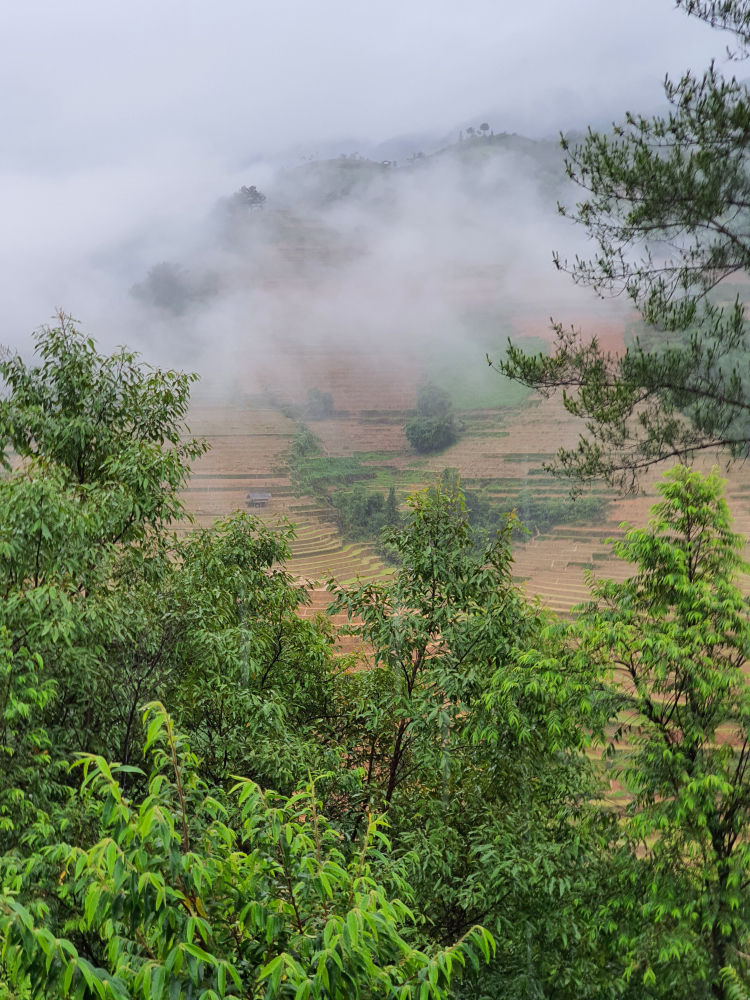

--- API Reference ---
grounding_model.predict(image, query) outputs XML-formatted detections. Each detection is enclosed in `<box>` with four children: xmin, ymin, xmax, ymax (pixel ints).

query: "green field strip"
<box><xmin>189</xmin><ymin>473</ymin><xmax>292</xmax><ymax>480</ymax></box>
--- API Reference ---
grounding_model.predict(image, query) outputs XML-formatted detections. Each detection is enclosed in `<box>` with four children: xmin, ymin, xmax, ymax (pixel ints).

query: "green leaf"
<box><xmin>346</xmin><ymin>911</ymin><xmax>359</xmax><ymax>948</ymax></box>
<box><xmin>151</xmin><ymin>965</ymin><xmax>166</xmax><ymax>1000</ymax></box>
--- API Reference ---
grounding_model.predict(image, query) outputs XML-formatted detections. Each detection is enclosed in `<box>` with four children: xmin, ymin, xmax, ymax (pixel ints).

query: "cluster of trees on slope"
<box><xmin>131</xmin><ymin>264</ymin><xmax>219</xmax><ymax>316</ymax></box>
<box><xmin>404</xmin><ymin>384</ymin><xmax>459</xmax><ymax>455</ymax></box>
<box><xmin>3</xmin><ymin>317</ymin><xmax>750</xmax><ymax>998</ymax></box>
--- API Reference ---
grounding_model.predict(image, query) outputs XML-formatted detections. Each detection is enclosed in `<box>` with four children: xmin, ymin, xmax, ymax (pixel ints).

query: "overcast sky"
<box><xmin>0</xmin><ymin>0</ymin><xmax>735</xmax><ymax>345</ymax></box>
<box><xmin>0</xmin><ymin>0</ymin><xmax>732</xmax><ymax>172</ymax></box>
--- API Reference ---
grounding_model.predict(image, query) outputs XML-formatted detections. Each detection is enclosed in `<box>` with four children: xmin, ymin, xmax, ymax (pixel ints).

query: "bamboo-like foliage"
<box><xmin>0</xmin><ymin>703</ymin><xmax>494</xmax><ymax>1000</ymax></box>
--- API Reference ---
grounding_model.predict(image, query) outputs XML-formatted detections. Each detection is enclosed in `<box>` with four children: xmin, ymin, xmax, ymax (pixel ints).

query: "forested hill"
<box><xmin>130</xmin><ymin>125</ymin><xmax>570</xmax><ymax>324</ymax></box>
<box><xmin>266</xmin><ymin>130</ymin><xmax>567</xmax><ymax>211</ymax></box>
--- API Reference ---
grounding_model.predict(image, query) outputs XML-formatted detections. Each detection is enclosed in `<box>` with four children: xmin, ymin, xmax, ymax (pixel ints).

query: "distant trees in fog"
<box><xmin>130</xmin><ymin>262</ymin><xmax>218</xmax><ymax>315</ymax></box>
<box><xmin>229</xmin><ymin>184</ymin><xmax>266</xmax><ymax>211</ymax></box>
<box><xmin>306</xmin><ymin>387</ymin><xmax>334</xmax><ymax>420</ymax></box>
<box><xmin>462</xmin><ymin>123</ymin><xmax>491</xmax><ymax>142</ymax></box>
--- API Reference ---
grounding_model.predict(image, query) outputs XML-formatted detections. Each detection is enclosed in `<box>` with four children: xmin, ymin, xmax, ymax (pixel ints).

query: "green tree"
<box><xmin>0</xmin><ymin>704</ymin><xmax>493</xmax><ymax>1000</ymax></box>
<box><xmin>0</xmin><ymin>312</ymin><xmax>205</xmax><ymax>499</ymax></box>
<box><xmin>568</xmin><ymin>466</ymin><xmax>750</xmax><ymax>997</ymax></box>
<box><xmin>328</xmin><ymin>486</ymin><xmax>618</xmax><ymax>998</ymax></box>
<box><xmin>495</xmin><ymin>2</ymin><xmax>750</xmax><ymax>491</ymax></box>
<box><xmin>331</xmin><ymin>487</ymin><xmax>386</xmax><ymax>540</ymax></box>
<box><xmin>0</xmin><ymin>319</ymin><xmax>338</xmax><ymax>804</ymax></box>
<box><xmin>329</xmin><ymin>486</ymin><xmax>522</xmax><ymax>810</ymax></box>
<box><xmin>404</xmin><ymin>385</ymin><xmax>458</xmax><ymax>455</ymax></box>
<box><xmin>385</xmin><ymin>486</ymin><xmax>399</xmax><ymax>527</ymax></box>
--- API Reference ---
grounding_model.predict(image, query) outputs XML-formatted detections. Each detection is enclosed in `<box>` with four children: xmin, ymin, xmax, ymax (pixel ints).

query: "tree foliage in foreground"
<box><xmin>328</xmin><ymin>487</ymin><xmax>627</xmax><ymax>999</ymax></box>
<box><xmin>495</xmin><ymin>0</ymin><xmax>750</xmax><ymax>491</ymax></box>
<box><xmin>0</xmin><ymin>319</ymin><xmax>342</xmax><ymax>808</ymax></box>
<box><xmin>11</xmin><ymin>319</ymin><xmax>750</xmax><ymax>997</ymax></box>
<box><xmin>0</xmin><ymin>320</ymin><xmax>496</xmax><ymax>999</ymax></box>
<box><xmin>0</xmin><ymin>703</ymin><xmax>493</xmax><ymax>1000</ymax></box>
<box><xmin>554</xmin><ymin>465</ymin><xmax>750</xmax><ymax>999</ymax></box>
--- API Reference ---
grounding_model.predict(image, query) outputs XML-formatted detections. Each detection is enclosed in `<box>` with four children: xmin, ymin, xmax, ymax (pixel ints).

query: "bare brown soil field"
<box><xmin>309</xmin><ymin>418</ymin><xmax>409</xmax><ymax>456</ymax></box>
<box><xmin>230</xmin><ymin>347</ymin><xmax>424</xmax><ymax>412</ymax></box>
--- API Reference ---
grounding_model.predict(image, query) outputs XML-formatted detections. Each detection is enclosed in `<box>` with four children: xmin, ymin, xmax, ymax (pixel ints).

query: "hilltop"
<box><xmin>266</xmin><ymin>130</ymin><xmax>567</xmax><ymax>210</ymax></box>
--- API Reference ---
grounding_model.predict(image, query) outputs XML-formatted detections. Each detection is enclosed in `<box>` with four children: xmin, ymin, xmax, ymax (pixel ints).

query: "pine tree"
<box><xmin>495</xmin><ymin>1</ymin><xmax>750</xmax><ymax>491</ymax></box>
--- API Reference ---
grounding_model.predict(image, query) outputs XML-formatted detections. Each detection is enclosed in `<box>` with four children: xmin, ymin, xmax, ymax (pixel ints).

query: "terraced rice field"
<box><xmin>181</xmin><ymin>404</ymin><xmax>395</xmax><ymax>585</ymax></box>
<box><xmin>182</xmin><ymin>378</ymin><xmax>750</xmax><ymax>617</ymax></box>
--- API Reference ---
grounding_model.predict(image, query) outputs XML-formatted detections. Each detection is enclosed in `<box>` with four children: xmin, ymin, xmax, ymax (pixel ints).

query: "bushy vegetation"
<box><xmin>287</xmin><ymin>428</ymin><xmax>401</xmax><ymax>557</ymax></box>
<box><xmin>329</xmin><ymin>486</ymin><xmax>402</xmax><ymax>563</ymax></box>
<box><xmin>330</xmin><ymin>484</ymin><xmax>400</xmax><ymax>540</ymax></box>
<box><xmin>404</xmin><ymin>384</ymin><xmax>459</xmax><ymax>454</ymax></box>
<box><xmin>276</xmin><ymin>389</ymin><xmax>336</xmax><ymax>423</ymax></box>
<box><xmin>131</xmin><ymin>263</ymin><xmax>218</xmax><ymax>315</ymax></box>
<box><xmin>287</xmin><ymin>427</ymin><xmax>376</xmax><ymax>495</ymax></box>
<box><xmin>432</xmin><ymin>469</ymin><xmax>609</xmax><ymax>545</ymax></box>
<box><xmin>289</xmin><ymin>423</ymin><xmax>322</xmax><ymax>459</ymax></box>
<box><xmin>228</xmin><ymin>184</ymin><xmax>266</xmax><ymax>210</ymax></box>
<box><xmin>306</xmin><ymin>387</ymin><xmax>334</xmax><ymax>420</ymax></box>
<box><xmin>465</xmin><ymin>486</ymin><xmax>609</xmax><ymax>542</ymax></box>
<box><xmin>6</xmin><ymin>318</ymin><xmax>750</xmax><ymax>998</ymax></box>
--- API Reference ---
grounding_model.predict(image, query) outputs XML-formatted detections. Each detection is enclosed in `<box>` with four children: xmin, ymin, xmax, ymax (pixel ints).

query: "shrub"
<box><xmin>404</xmin><ymin>384</ymin><xmax>458</xmax><ymax>454</ymax></box>
<box><xmin>130</xmin><ymin>263</ymin><xmax>218</xmax><ymax>315</ymax></box>
<box><xmin>464</xmin><ymin>488</ymin><xmax>609</xmax><ymax>546</ymax></box>
<box><xmin>290</xmin><ymin>424</ymin><xmax>321</xmax><ymax>459</ymax></box>
<box><xmin>279</xmin><ymin>401</ymin><xmax>305</xmax><ymax>421</ymax></box>
<box><xmin>228</xmin><ymin>184</ymin><xmax>266</xmax><ymax>210</ymax></box>
<box><xmin>332</xmin><ymin>485</ymin><xmax>401</xmax><ymax>540</ymax></box>
<box><xmin>414</xmin><ymin>383</ymin><xmax>452</xmax><ymax>420</ymax></box>
<box><xmin>333</xmin><ymin>487</ymin><xmax>385</xmax><ymax>537</ymax></box>
<box><xmin>405</xmin><ymin>417</ymin><xmax>458</xmax><ymax>453</ymax></box>
<box><xmin>306</xmin><ymin>387</ymin><xmax>335</xmax><ymax>419</ymax></box>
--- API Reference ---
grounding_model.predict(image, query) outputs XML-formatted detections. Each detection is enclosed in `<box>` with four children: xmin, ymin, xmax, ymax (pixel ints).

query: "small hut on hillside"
<box><xmin>245</xmin><ymin>492</ymin><xmax>271</xmax><ymax>508</ymax></box>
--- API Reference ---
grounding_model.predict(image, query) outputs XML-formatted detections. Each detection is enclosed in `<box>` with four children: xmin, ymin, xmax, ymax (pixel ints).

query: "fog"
<box><xmin>0</xmin><ymin>0</ymin><xmax>732</xmax><ymax>397</ymax></box>
<box><xmin>50</xmin><ymin>137</ymin><xmax>645</xmax><ymax>409</ymax></box>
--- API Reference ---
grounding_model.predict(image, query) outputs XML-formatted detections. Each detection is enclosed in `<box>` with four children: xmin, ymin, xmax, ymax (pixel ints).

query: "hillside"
<box><xmin>182</xmin><ymin>338</ymin><xmax>750</xmax><ymax>617</ymax></box>
<box><xmin>267</xmin><ymin>130</ymin><xmax>567</xmax><ymax>210</ymax></box>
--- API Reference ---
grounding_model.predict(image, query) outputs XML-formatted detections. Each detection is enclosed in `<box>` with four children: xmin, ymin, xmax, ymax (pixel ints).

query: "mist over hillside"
<box><xmin>118</xmin><ymin>128</ymin><xmax>626</xmax><ymax>407</ymax></box>
<box><xmin>0</xmin><ymin>120</ymin><xmax>630</xmax><ymax>417</ymax></box>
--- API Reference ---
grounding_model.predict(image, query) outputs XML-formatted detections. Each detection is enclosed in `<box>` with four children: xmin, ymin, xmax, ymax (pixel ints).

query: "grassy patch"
<box><xmin>502</xmin><ymin>453</ymin><xmax>557</xmax><ymax>463</ymax></box>
<box><xmin>290</xmin><ymin>454</ymin><xmax>376</xmax><ymax>493</ymax></box>
<box><xmin>425</xmin><ymin>334</ymin><xmax>548</xmax><ymax>410</ymax></box>
<box><xmin>353</xmin><ymin>451</ymin><xmax>403</xmax><ymax>462</ymax></box>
